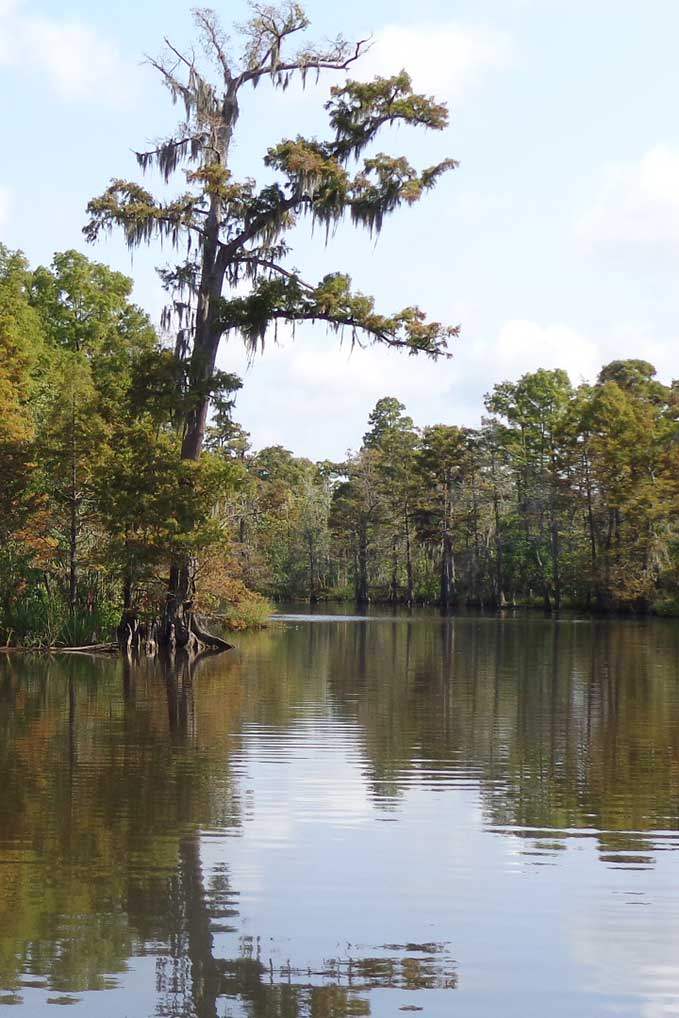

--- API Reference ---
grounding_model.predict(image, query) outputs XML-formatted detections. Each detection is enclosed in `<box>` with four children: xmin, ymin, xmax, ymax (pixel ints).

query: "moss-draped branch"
<box><xmin>84</xmin><ymin>181</ymin><xmax>206</xmax><ymax>249</ymax></box>
<box><xmin>83</xmin><ymin>3</ymin><xmax>459</xmax><ymax>423</ymax></box>
<box><xmin>218</xmin><ymin>274</ymin><xmax>458</xmax><ymax>357</ymax></box>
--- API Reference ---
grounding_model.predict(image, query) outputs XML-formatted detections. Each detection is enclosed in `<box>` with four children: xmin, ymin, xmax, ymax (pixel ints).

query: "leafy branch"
<box><xmin>218</xmin><ymin>274</ymin><xmax>458</xmax><ymax>357</ymax></box>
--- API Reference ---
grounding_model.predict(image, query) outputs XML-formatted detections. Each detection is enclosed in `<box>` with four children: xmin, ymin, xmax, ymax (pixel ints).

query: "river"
<box><xmin>2</xmin><ymin>610</ymin><xmax>679</xmax><ymax>1016</ymax></box>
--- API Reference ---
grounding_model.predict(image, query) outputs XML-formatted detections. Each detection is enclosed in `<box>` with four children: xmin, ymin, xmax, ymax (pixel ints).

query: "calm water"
<box><xmin>3</xmin><ymin>612</ymin><xmax>679</xmax><ymax>1016</ymax></box>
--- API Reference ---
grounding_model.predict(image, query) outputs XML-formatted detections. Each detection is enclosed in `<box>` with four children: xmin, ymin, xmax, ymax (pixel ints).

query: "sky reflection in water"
<box><xmin>2</xmin><ymin>613</ymin><xmax>679</xmax><ymax>1016</ymax></box>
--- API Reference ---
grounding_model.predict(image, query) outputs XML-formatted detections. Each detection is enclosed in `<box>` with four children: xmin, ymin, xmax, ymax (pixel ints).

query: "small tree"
<box><xmin>85</xmin><ymin>3</ymin><xmax>458</xmax><ymax>647</ymax></box>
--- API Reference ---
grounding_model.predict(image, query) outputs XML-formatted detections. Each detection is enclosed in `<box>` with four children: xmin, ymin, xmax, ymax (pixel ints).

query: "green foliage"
<box><xmin>0</xmin><ymin>247</ymin><xmax>45</xmax><ymax>542</ymax></box>
<box><xmin>363</xmin><ymin>397</ymin><xmax>414</xmax><ymax>448</ymax></box>
<box><xmin>230</xmin><ymin>363</ymin><xmax>679</xmax><ymax>614</ymax></box>
<box><xmin>128</xmin><ymin>347</ymin><xmax>242</xmax><ymax>427</ymax></box>
<box><xmin>83</xmin><ymin>5</ymin><xmax>456</xmax><ymax>457</ymax></box>
<box><xmin>0</xmin><ymin>246</ymin><xmax>254</xmax><ymax>644</ymax></box>
<box><xmin>83</xmin><ymin>181</ymin><xmax>203</xmax><ymax>249</ymax></box>
<box><xmin>75</xmin><ymin>2</ymin><xmax>459</xmax><ymax>637</ymax></box>
<box><xmin>228</xmin><ymin>446</ymin><xmax>333</xmax><ymax>600</ymax></box>
<box><xmin>94</xmin><ymin>421</ymin><xmax>243</xmax><ymax>607</ymax></box>
<box><xmin>219</xmin><ymin>273</ymin><xmax>456</xmax><ymax>356</ymax></box>
<box><xmin>0</xmin><ymin>580</ymin><xmax>118</xmax><ymax>648</ymax></box>
<box><xmin>326</xmin><ymin>72</ymin><xmax>449</xmax><ymax>158</ymax></box>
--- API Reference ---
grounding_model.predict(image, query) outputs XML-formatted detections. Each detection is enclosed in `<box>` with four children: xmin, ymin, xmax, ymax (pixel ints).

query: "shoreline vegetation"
<box><xmin>2</xmin><ymin>240</ymin><xmax>677</xmax><ymax>651</ymax></box>
<box><xmin>2</xmin><ymin>238</ymin><xmax>677</xmax><ymax>650</ymax></box>
<box><xmin>2</xmin><ymin>7</ymin><xmax>678</xmax><ymax>652</ymax></box>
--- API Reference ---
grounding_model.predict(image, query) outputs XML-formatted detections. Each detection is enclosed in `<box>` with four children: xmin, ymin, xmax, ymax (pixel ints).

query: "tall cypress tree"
<box><xmin>84</xmin><ymin>3</ymin><xmax>457</xmax><ymax>649</ymax></box>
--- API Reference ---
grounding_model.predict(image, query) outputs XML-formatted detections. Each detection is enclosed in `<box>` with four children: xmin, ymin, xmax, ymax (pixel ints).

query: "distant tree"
<box><xmin>485</xmin><ymin>369</ymin><xmax>574</xmax><ymax>610</ymax></box>
<box><xmin>331</xmin><ymin>450</ymin><xmax>385</xmax><ymax>603</ymax></box>
<box><xmin>363</xmin><ymin>397</ymin><xmax>418</xmax><ymax>602</ymax></box>
<box><xmin>84</xmin><ymin>2</ymin><xmax>457</xmax><ymax>647</ymax></box>
<box><xmin>416</xmin><ymin>425</ymin><xmax>467</xmax><ymax>608</ymax></box>
<box><xmin>363</xmin><ymin>396</ymin><xmax>415</xmax><ymax>449</ymax></box>
<box><xmin>584</xmin><ymin>361</ymin><xmax>674</xmax><ymax>608</ymax></box>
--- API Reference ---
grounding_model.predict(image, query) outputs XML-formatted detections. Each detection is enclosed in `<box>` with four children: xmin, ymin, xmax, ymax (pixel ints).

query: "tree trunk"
<box><xmin>160</xmin><ymin>91</ymin><xmax>240</xmax><ymax>651</ymax></box>
<box><xmin>356</xmin><ymin>523</ymin><xmax>369</xmax><ymax>604</ymax></box>
<box><xmin>117</xmin><ymin>85</ymin><xmax>242</xmax><ymax>653</ymax></box>
<box><xmin>160</xmin><ymin>197</ymin><xmax>230</xmax><ymax>650</ymax></box>
<box><xmin>534</xmin><ymin>546</ymin><xmax>553</xmax><ymax>612</ymax></box>
<box><xmin>404</xmin><ymin>510</ymin><xmax>414</xmax><ymax>605</ymax></box>
<box><xmin>440</xmin><ymin>533</ymin><xmax>454</xmax><ymax>609</ymax></box>
<box><xmin>491</xmin><ymin>456</ymin><xmax>504</xmax><ymax>608</ymax></box>
<box><xmin>551</xmin><ymin>518</ymin><xmax>561</xmax><ymax>611</ymax></box>
<box><xmin>549</xmin><ymin>455</ymin><xmax>561</xmax><ymax>611</ymax></box>
<box><xmin>69</xmin><ymin>493</ymin><xmax>78</xmax><ymax>618</ymax></box>
<box><xmin>390</xmin><ymin>534</ymin><xmax>399</xmax><ymax>603</ymax></box>
<box><xmin>470</xmin><ymin>458</ymin><xmax>481</xmax><ymax>605</ymax></box>
<box><xmin>69</xmin><ymin>409</ymin><xmax>78</xmax><ymax>618</ymax></box>
<box><xmin>583</xmin><ymin>449</ymin><xmax>598</xmax><ymax>601</ymax></box>
<box><xmin>307</xmin><ymin>530</ymin><xmax>318</xmax><ymax>603</ymax></box>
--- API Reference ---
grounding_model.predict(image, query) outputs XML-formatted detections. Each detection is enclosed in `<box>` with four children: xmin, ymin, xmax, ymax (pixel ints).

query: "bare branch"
<box><xmin>193</xmin><ymin>7</ymin><xmax>233</xmax><ymax>81</ymax></box>
<box><xmin>163</xmin><ymin>37</ymin><xmax>195</xmax><ymax>72</ymax></box>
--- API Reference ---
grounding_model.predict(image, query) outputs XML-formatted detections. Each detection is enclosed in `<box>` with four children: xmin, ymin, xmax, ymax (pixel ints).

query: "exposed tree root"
<box><xmin>118</xmin><ymin>611</ymin><xmax>233</xmax><ymax>657</ymax></box>
<box><xmin>190</xmin><ymin>615</ymin><xmax>233</xmax><ymax>652</ymax></box>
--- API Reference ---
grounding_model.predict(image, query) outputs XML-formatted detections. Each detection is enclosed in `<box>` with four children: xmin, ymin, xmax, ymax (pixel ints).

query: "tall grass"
<box><xmin>0</xmin><ymin>590</ymin><xmax>118</xmax><ymax>648</ymax></box>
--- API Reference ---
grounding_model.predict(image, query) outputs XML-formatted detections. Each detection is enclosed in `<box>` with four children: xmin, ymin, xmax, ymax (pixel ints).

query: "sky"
<box><xmin>2</xmin><ymin>0</ymin><xmax>679</xmax><ymax>459</ymax></box>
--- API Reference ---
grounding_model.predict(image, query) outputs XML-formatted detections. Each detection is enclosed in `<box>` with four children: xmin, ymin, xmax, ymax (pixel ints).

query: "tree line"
<box><xmin>231</xmin><ymin>366</ymin><xmax>679</xmax><ymax>614</ymax></box>
<box><xmin>2</xmin><ymin>238</ymin><xmax>677</xmax><ymax>646</ymax></box>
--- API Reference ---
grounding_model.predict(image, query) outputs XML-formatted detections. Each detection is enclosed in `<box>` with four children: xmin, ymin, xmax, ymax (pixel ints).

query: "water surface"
<box><xmin>2</xmin><ymin>612</ymin><xmax>679</xmax><ymax>1016</ymax></box>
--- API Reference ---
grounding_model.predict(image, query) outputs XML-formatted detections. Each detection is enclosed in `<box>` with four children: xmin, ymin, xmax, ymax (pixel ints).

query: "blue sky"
<box><xmin>2</xmin><ymin>0</ymin><xmax>679</xmax><ymax>458</ymax></box>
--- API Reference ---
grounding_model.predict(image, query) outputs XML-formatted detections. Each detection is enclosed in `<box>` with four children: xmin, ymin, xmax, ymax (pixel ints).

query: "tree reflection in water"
<box><xmin>155</xmin><ymin>828</ymin><xmax>456</xmax><ymax>1017</ymax></box>
<box><xmin>0</xmin><ymin>646</ymin><xmax>458</xmax><ymax>1015</ymax></box>
<box><xmin>2</xmin><ymin>616</ymin><xmax>679</xmax><ymax>1013</ymax></box>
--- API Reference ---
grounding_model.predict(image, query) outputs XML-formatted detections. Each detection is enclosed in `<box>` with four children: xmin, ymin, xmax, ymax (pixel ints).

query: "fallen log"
<box><xmin>0</xmin><ymin>643</ymin><xmax>119</xmax><ymax>655</ymax></box>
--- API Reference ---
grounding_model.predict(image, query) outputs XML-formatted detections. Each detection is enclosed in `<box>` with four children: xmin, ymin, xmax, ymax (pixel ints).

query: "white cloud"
<box><xmin>218</xmin><ymin>313</ymin><xmax>679</xmax><ymax>460</ymax></box>
<box><xmin>0</xmin><ymin>2</ymin><xmax>136</xmax><ymax>105</ymax></box>
<box><xmin>221</xmin><ymin>323</ymin><xmax>461</xmax><ymax>456</ymax></box>
<box><xmin>473</xmin><ymin>318</ymin><xmax>679</xmax><ymax>400</ymax></box>
<box><xmin>578</xmin><ymin>145</ymin><xmax>679</xmax><ymax>261</ymax></box>
<box><xmin>362</xmin><ymin>22</ymin><xmax>513</xmax><ymax>100</ymax></box>
<box><xmin>288</xmin><ymin>342</ymin><xmax>452</xmax><ymax>399</ymax></box>
<box><xmin>488</xmin><ymin>319</ymin><xmax>600</xmax><ymax>384</ymax></box>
